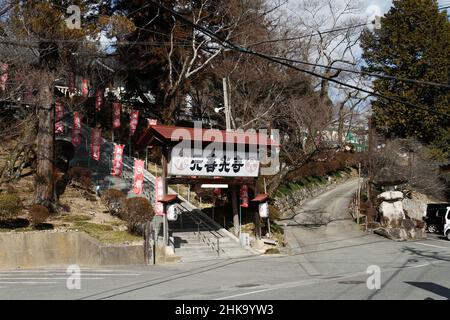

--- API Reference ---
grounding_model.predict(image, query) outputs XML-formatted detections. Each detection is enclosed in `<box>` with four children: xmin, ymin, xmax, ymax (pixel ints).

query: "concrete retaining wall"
<box><xmin>0</xmin><ymin>231</ymin><xmax>145</xmax><ymax>270</ymax></box>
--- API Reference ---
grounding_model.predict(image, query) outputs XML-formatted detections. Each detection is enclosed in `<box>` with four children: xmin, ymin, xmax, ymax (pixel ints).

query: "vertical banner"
<box><xmin>0</xmin><ymin>63</ymin><xmax>8</xmax><ymax>91</ymax></box>
<box><xmin>240</xmin><ymin>185</ymin><xmax>249</xmax><ymax>208</ymax></box>
<box><xmin>155</xmin><ymin>176</ymin><xmax>164</xmax><ymax>216</ymax></box>
<box><xmin>81</xmin><ymin>79</ymin><xmax>89</xmax><ymax>97</ymax></box>
<box><xmin>112</xmin><ymin>102</ymin><xmax>121</xmax><ymax>128</ymax></box>
<box><xmin>71</xmin><ymin>112</ymin><xmax>82</xmax><ymax>146</ymax></box>
<box><xmin>133</xmin><ymin>159</ymin><xmax>145</xmax><ymax>195</ymax></box>
<box><xmin>95</xmin><ymin>88</ymin><xmax>104</xmax><ymax>111</ymax></box>
<box><xmin>111</xmin><ymin>144</ymin><xmax>125</xmax><ymax>177</ymax></box>
<box><xmin>90</xmin><ymin>128</ymin><xmax>102</xmax><ymax>161</ymax></box>
<box><xmin>55</xmin><ymin>100</ymin><xmax>64</xmax><ymax>134</ymax></box>
<box><xmin>68</xmin><ymin>72</ymin><xmax>76</xmax><ymax>94</ymax></box>
<box><xmin>147</xmin><ymin>118</ymin><xmax>158</xmax><ymax>127</ymax></box>
<box><xmin>129</xmin><ymin>110</ymin><xmax>139</xmax><ymax>136</ymax></box>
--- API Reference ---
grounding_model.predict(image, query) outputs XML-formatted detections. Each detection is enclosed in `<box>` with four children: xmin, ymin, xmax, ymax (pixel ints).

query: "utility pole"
<box><xmin>223</xmin><ymin>77</ymin><xmax>239</xmax><ymax>235</ymax></box>
<box><xmin>357</xmin><ymin>162</ymin><xmax>361</xmax><ymax>225</ymax></box>
<box><xmin>222</xmin><ymin>77</ymin><xmax>231</xmax><ymax>132</ymax></box>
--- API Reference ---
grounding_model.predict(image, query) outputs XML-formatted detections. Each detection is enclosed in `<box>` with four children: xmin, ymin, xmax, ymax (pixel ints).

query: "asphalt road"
<box><xmin>0</xmin><ymin>180</ymin><xmax>449</xmax><ymax>300</ymax></box>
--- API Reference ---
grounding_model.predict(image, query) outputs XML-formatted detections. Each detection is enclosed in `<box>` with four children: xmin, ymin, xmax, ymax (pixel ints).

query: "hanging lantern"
<box><xmin>166</xmin><ymin>203</ymin><xmax>179</xmax><ymax>221</ymax></box>
<box><xmin>259</xmin><ymin>202</ymin><xmax>269</xmax><ymax>218</ymax></box>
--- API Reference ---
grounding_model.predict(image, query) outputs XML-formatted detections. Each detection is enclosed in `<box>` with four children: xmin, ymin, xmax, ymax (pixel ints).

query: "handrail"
<box><xmin>179</xmin><ymin>206</ymin><xmax>224</xmax><ymax>256</ymax></box>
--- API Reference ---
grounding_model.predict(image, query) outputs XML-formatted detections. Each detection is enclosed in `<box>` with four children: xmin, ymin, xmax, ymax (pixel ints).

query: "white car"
<box><xmin>444</xmin><ymin>207</ymin><xmax>450</xmax><ymax>241</ymax></box>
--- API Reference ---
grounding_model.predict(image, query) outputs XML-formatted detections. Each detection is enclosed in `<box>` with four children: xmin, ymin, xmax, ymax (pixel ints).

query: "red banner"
<box><xmin>111</xmin><ymin>144</ymin><xmax>125</xmax><ymax>177</ymax></box>
<box><xmin>71</xmin><ymin>112</ymin><xmax>82</xmax><ymax>146</ymax></box>
<box><xmin>133</xmin><ymin>159</ymin><xmax>145</xmax><ymax>195</ymax></box>
<box><xmin>81</xmin><ymin>79</ymin><xmax>89</xmax><ymax>97</ymax></box>
<box><xmin>55</xmin><ymin>100</ymin><xmax>64</xmax><ymax>134</ymax></box>
<box><xmin>90</xmin><ymin>128</ymin><xmax>102</xmax><ymax>161</ymax></box>
<box><xmin>129</xmin><ymin>110</ymin><xmax>139</xmax><ymax>136</ymax></box>
<box><xmin>95</xmin><ymin>88</ymin><xmax>104</xmax><ymax>111</ymax></box>
<box><xmin>112</xmin><ymin>102</ymin><xmax>121</xmax><ymax>129</ymax></box>
<box><xmin>155</xmin><ymin>176</ymin><xmax>164</xmax><ymax>216</ymax></box>
<box><xmin>68</xmin><ymin>72</ymin><xmax>75</xmax><ymax>94</ymax></box>
<box><xmin>240</xmin><ymin>185</ymin><xmax>249</xmax><ymax>208</ymax></box>
<box><xmin>0</xmin><ymin>63</ymin><xmax>8</xmax><ymax>91</ymax></box>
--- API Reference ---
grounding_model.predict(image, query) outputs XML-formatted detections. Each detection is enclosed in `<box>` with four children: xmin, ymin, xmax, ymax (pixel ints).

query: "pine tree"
<box><xmin>360</xmin><ymin>0</ymin><xmax>450</xmax><ymax>159</ymax></box>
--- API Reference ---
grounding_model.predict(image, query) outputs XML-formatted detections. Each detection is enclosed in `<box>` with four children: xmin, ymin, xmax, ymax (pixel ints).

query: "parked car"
<box><xmin>444</xmin><ymin>207</ymin><xmax>450</xmax><ymax>241</ymax></box>
<box><xmin>424</xmin><ymin>204</ymin><xmax>450</xmax><ymax>233</ymax></box>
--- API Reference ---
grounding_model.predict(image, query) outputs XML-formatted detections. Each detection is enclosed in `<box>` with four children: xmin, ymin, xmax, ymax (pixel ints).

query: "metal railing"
<box><xmin>177</xmin><ymin>203</ymin><xmax>224</xmax><ymax>256</ymax></box>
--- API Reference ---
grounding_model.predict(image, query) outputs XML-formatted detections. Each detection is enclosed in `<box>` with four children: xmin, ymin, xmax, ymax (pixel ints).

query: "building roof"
<box><xmin>137</xmin><ymin>124</ymin><xmax>279</xmax><ymax>147</ymax></box>
<box><xmin>252</xmin><ymin>194</ymin><xmax>269</xmax><ymax>202</ymax></box>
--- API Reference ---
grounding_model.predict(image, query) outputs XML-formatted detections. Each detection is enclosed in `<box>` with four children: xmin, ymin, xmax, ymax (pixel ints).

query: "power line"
<box><xmin>247</xmin><ymin>23</ymin><xmax>368</xmax><ymax>47</ymax></box>
<box><xmin>148</xmin><ymin>0</ymin><xmax>450</xmax><ymax>119</ymax></box>
<box><xmin>267</xmin><ymin>56</ymin><xmax>450</xmax><ymax>89</ymax></box>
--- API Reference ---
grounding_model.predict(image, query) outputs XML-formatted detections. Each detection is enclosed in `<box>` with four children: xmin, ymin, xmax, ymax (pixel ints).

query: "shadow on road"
<box><xmin>405</xmin><ymin>282</ymin><xmax>450</xmax><ymax>299</ymax></box>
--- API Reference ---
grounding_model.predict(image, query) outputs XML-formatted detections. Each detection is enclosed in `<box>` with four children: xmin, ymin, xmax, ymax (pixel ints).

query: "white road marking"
<box><xmin>428</xmin><ymin>239</ymin><xmax>450</xmax><ymax>244</ymax></box>
<box><xmin>415</xmin><ymin>242</ymin><xmax>447</xmax><ymax>249</ymax></box>
<box><xmin>0</xmin><ymin>278</ymin><xmax>104</xmax><ymax>280</ymax></box>
<box><xmin>0</xmin><ymin>282</ymin><xmax>58</xmax><ymax>284</ymax></box>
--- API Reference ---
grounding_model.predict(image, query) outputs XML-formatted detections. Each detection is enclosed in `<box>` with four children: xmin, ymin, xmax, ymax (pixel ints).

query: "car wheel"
<box><xmin>447</xmin><ymin>231</ymin><xmax>450</xmax><ymax>241</ymax></box>
<box><xmin>427</xmin><ymin>224</ymin><xmax>437</xmax><ymax>233</ymax></box>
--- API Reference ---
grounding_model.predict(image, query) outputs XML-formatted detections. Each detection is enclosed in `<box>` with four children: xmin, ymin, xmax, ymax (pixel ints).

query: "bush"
<box><xmin>0</xmin><ymin>193</ymin><xmax>23</xmax><ymax>220</ymax></box>
<box><xmin>67</xmin><ymin>166</ymin><xmax>92</xmax><ymax>189</ymax></box>
<box><xmin>29</xmin><ymin>204</ymin><xmax>50</xmax><ymax>226</ymax></box>
<box><xmin>121</xmin><ymin>197</ymin><xmax>154</xmax><ymax>235</ymax></box>
<box><xmin>101</xmin><ymin>189</ymin><xmax>126</xmax><ymax>216</ymax></box>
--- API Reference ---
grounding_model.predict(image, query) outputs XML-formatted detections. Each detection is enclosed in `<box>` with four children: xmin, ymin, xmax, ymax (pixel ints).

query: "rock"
<box><xmin>379</xmin><ymin>201</ymin><xmax>405</xmax><ymax>221</ymax></box>
<box><xmin>374</xmin><ymin>227</ymin><xmax>408</xmax><ymax>241</ymax></box>
<box><xmin>377</xmin><ymin>191</ymin><xmax>404</xmax><ymax>202</ymax></box>
<box><xmin>367</xmin><ymin>221</ymin><xmax>381</xmax><ymax>230</ymax></box>
<box><xmin>402</xmin><ymin>198</ymin><xmax>427</xmax><ymax>220</ymax></box>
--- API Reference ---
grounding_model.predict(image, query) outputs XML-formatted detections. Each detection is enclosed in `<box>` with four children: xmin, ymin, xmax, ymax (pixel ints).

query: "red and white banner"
<box><xmin>55</xmin><ymin>100</ymin><xmax>64</xmax><ymax>134</ymax></box>
<box><xmin>240</xmin><ymin>185</ymin><xmax>249</xmax><ymax>208</ymax></box>
<box><xmin>133</xmin><ymin>159</ymin><xmax>145</xmax><ymax>195</ymax></box>
<box><xmin>95</xmin><ymin>88</ymin><xmax>104</xmax><ymax>111</ymax></box>
<box><xmin>0</xmin><ymin>63</ymin><xmax>8</xmax><ymax>91</ymax></box>
<box><xmin>71</xmin><ymin>112</ymin><xmax>83</xmax><ymax>146</ymax></box>
<box><xmin>90</xmin><ymin>128</ymin><xmax>102</xmax><ymax>161</ymax></box>
<box><xmin>112</xmin><ymin>102</ymin><xmax>121</xmax><ymax>129</ymax></box>
<box><xmin>155</xmin><ymin>176</ymin><xmax>164</xmax><ymax>216</ymax></box>
<box><xmin>147</xmin><ymin>118</ymin><xmax>158</xmax><ymax>127</ymax></box>
<box><xmin>129</xmin><ymin>110</ymin><xmax>139</xmax><ymax>136</ymax></box>
<box><xmin>68</xmin><ymin>72</ymin><xmax>76</xmax><ymax>94</ymax></box>
<box><xmin>81</xmin><ymin>79</ymin><xmax>89</xmax><ymax>97</ymax></box>
<box><xmin>111</xmin><ymin>144</ymin><xmax>125</xmax><ymax>177</ymax></box>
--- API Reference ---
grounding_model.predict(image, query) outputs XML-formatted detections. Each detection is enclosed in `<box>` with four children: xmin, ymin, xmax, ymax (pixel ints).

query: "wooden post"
<box><xmin>161</xmin><ymin>146</ymin><xmax>169</xmax><ymax>246</ymax></box>
<box><xmin>254</xmin><ymin>182</ymin><xmax>261</xmax><ymax>240</ymax></box>
<box><xmin>231</xmin><ymin>184</ymin><xmax>240</xmax><ymax>236</ymax></box>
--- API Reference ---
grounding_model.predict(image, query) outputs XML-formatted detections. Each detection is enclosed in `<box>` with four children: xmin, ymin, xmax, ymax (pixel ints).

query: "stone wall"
<box><xmin>0</xmin><ymin>230</ymin><xmax>145</xmax><ymax>270</ymax></box>
<box><xmin>274</xmin><ymin>172</ymin><xmax>354</xmax><ymax>218</ymax></box>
